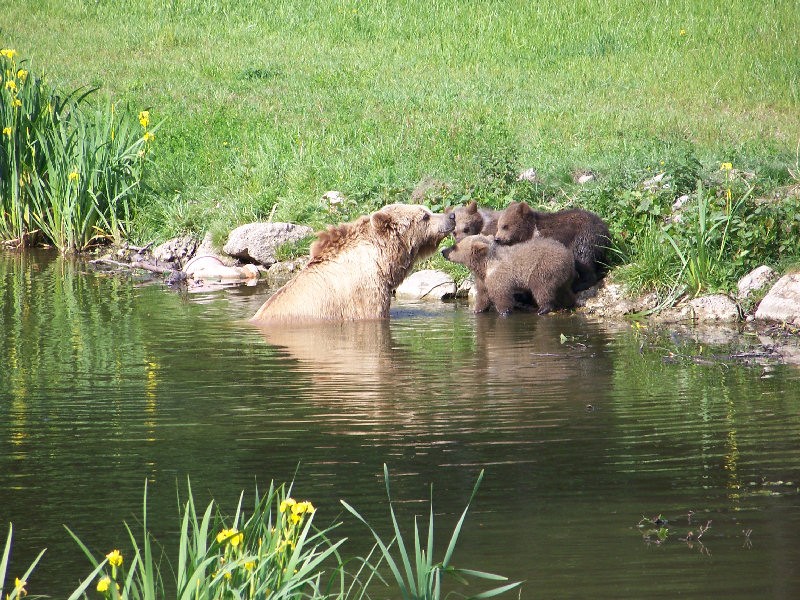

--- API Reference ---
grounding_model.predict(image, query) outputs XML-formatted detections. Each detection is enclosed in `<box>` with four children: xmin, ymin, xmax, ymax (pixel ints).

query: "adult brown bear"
<box><xmin>442</xmin><ymin>234</ymin><xmax>576</xmax><ymax>316</ymax></box>
<box><xmin>494</xmin><ymin>202</ymin><xmax>610</xmax><ymax>292</ymax></box>
<box><xmin>250</xmin><ymin>204</ymin><xmax>455</xmax><ymax>324</ymax></box>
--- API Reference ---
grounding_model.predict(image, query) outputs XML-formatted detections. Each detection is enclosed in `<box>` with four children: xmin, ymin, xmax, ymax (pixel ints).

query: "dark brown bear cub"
<box><xmin>494</xmin><ymin>202</ymin><xmax>610</xmax><ymax>292</ymax></box>
<box><xmin>442</xmin><ymin>235</ymin><xmax>576</xmax><ymax>316</ymax></box>
<box><xmin>448</xmin><ymin>200</ymin><xmax>503</xmax><ymax>241</ymax></box>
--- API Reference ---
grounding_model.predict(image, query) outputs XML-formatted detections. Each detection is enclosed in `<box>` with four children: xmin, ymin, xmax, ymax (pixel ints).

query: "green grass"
<box><xmin>4</xmin><ymin>0</ymin><xmax>798</xmax><ymax>243</ymax></box>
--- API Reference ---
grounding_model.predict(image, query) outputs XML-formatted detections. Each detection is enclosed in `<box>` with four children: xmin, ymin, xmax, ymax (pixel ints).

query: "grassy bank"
<box><xmin>3</xmin><ymin>0</ymin><xmax>800</xmax><ymax>294</ymax></box>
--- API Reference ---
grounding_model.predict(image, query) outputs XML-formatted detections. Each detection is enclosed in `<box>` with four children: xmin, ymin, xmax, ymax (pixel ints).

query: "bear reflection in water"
<box><xmin>256</xmin><ymin>310</ymin><xmax>613</xmax><ymax>418</ymax></box>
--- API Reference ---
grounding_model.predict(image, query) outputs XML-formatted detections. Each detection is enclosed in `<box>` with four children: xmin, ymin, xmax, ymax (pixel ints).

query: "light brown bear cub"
<box><xmin>250</xmin><ymin>204</ymin><xmax>455</xmax><ymax>324</ymax></box>
<box><xmin>494</xmin><ymin>202</ymin><xmax>610</xmax><ymax>292</ymax></box>
<box><xmin>442</xmin><ymin>234</ymin><xmax>576</xmax><ymax>316</ymax></box>
<box><xmin>448</xmin><ymin>200</ymin><xmax>503</xmax><ymax>241</ymax></box>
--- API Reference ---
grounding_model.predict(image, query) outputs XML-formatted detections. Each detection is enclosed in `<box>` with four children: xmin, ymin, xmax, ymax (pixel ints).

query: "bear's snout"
<box><xmin>441</xmin><ymin>245</ymin><xmax>453</xmax><ymax>259</ymax></box>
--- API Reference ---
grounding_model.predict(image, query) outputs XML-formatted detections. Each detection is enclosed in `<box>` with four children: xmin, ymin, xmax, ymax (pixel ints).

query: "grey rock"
<box><xmin>657</xmin><ymin>294</ymin><xmax>741</xmax><ymax>323</ymax></box>
<box><xmin>183</xmin><ymin>254</ymin><xmax>260</xmax><ymax>281</ymax></box>
<box><xmin>517</xmin><ymin>168</ymin><xmax>541</xmax><ymax>183</ymax></box>
<box><xmin>322</xmin><ymin>190</ymin><xmax>346</xmax><ymax>207</ymax></box>
<box><xmin>395</xmin><ymin>270</ymin><xmax>457</xmax><ymax>300</ymax></box>
<box><xmin>582</xmin><ymin>281</ymin><xmax>658</xmax><ymax>316</ymax></box>
<box><xmin>152</xmin><ymin>235</ymin><xmax>198</xmax><ymax>267</ymax></box>
<box><xmin>223</xmin><ymin>222</ymin><xmax>313</xmax><ymax>267</ymax></box>
<box><xmin>737</xmin><ymin>265</ymin><xmax>776</xmax><ymax>300</ymax></box>
<box><xmin>755</xmin><ymin>273</ymin><xmax>800</xmax><ymax>325</ymax></box>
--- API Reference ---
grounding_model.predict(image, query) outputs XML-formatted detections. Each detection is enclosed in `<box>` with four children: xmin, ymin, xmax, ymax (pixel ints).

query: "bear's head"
<box><xmin>370</xmin><ymin>203</ymin><xmax>455</xmax><ymax>261</ymax></box>
<box><xmin>441</xmin><ymin>234</ymin><xmax>492</xmax><ymax>272</ymax></box>
<box><xmin>495</xmin><ymin>201</ymin><xmax>535</xmax><ymax>245</ymax></box>
<box><xmin>448</xmin><ymin>200</ymin><xmax>484</xmax><ymax>241</ymax></box>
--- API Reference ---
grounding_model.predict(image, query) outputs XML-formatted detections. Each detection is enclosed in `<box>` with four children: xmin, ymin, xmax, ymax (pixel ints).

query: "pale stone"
<box><xmin>689</xmin><ymin>294</ymin><xmax>741</xmax><ymax>322</ymax></box>
<box><xmin>394</xmin><ymin>269</ymin><xmax>456</xmax><ymax>300</ymax></box>
<box><xmin>183</xmin><ymin>255</ymin><xmax>260</xmax><ymax>281</ymax></box>
<box><xmin>657</xmin><ymin>294</ymin><xmax>740</xmax><ymax>323</ymax></box>
<box><xmin>223</xmin><ymin>222</ymin><xmax>313</xmax><ymax>267</ymax></box>
<box><xmin>152</xmin><ymin>236</ymin><xmax>198</xmax><ymax>266</ymax></box>
<box><xmin>322</xmin><ymin>190</ymin><xmax>346</xmax><ymax>206</ymax></box>
<box><xmin>582</xmin><ymin>281</ymin><xmax>658</xmax><ymax>316</ymax></box>
<box><xmin>755</xmin><ymin>273</ymin><xmax>800</xmax><ymax>325</ymax></box>
<box><xmin>517</xmin><ymin>168</ymin><xmax>541</xmax><ymax>183</ymax></box>
<box><xmin>737</xmin><ymin>265</ymin><xmax>776</xmax><ymax>300</ymax></box>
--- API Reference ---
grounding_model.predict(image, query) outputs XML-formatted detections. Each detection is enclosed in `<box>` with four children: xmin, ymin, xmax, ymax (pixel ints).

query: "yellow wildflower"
<box><xmin>216</xmin><ymin>528</ymin><xmax>243</xmax><ymax>547</ymax></box>
<box><xmin>68</xmin><ymin>171</ymin><xmax>80</xmax><ymax>182</ymax></box>
<box><xmin>280</xmin><ymin>498</ymin><xmax>296</xmax><ymax>513</ymax></box>
<box><xmin>143</xmin><ymin>131</ymin><xmax>155</xmax><ymax>142</ymax></box>
<box><xmin>5</xmin><ymin>79</ymin><xmax>17</xmax><ymax>92</ymax></box>
<box><xmin>3</xmin><ymin>127</ymin><xmax>11</xmax><ymax>136</ymax></box>
<box><xmin>290</xmin><ymin>513</ymin><xmax>301</xmax><ymax>524</ymax></box>
<box><xmin>679</xmin><ymin>29</ymin><xmax>686</xmax><ymax>36</ymax></box>
<box><xmin>15</xmin><ymin>577</ymin><xmax>27</xmax><ymax>595</ymax></box>
<box><xmin>0</xmin><ymin>49</ymin><xmax>16</xmax><ymax>60</ymax></box>
<box><xmin>17</xmin><ymin>69</ymin><xmax>28</xmax><ymax>81</ymax></box>
<box><xmin>138</xmin><ymin>110</ymin><xmax>150</xmax><ymax>128</ymax></box>
<box><xmin>12</xmin><ymin>98</ymin><xmax>21</xmax><ymax>107</ymax></box>
<box><xmin>106</xmin><ymin>549</ymin><xmax>123</xmax><ymax>567</ymax></box>
<box><xmin>720</xmin><ymin>162</ymin><xmax>733</xmax><ymax>171</ymax></box>
<box><xmin>244</xmin><ymin>560</ymin><xmax>256</xmax><ymax>571</ymax></box>
<box><xmin>97</xmin><ymin>576</ymin><xmax>111</xmax><ymax>592</ymax></box>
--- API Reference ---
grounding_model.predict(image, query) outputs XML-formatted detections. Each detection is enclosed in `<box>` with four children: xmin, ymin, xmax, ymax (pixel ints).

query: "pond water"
<box><xmin>1</xmin><ymin>251</ymin><xmax>800</xmax><ymax>598</ymax></box>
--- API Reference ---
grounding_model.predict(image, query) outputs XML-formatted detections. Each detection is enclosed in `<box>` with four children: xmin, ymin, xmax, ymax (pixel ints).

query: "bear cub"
<box><xmin>448</xmin><ymin>200</ymin><xmax>503</xmax><ymax>241</ymax></box>
<box><xmin>494</xmin><ymin>202</ymin><xmax>610</xmax><ymax>292</ymax></box>
<box><xmin>442</xmin><ymin>234</ymin><xmax>576</xmax><ymax>316</ymax></box>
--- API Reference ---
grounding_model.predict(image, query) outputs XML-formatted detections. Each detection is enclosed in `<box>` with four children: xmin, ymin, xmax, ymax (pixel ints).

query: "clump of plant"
<box><xmin>1</xmin><ymin>524</ymin><xmax>45</xmax><ymax>600</ymax></box>
<box><xmin>342</xmin><ymin>465</ymin><xmax>521</xmax><ymax>600</ymax></box>
<box><xmin>1</xmin><ymin>48</ymin><xmax>157</xmax><ymax>252</ymax></box>
<box><xmin>4</xmin><ymin>470</ymin><xmax>521</xmax><ymax>599</ymax></box>
<box><xmin>274</xmin><ymin>234</ymin><xmax>316</xmax><ymax>262</ymax></box>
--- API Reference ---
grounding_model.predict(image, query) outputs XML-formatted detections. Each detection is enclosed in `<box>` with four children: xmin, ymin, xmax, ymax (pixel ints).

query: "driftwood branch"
<box><xmin>89</xmin><ymin>258</ymin><xmax>176</xmax><ymax>275</ymax></box>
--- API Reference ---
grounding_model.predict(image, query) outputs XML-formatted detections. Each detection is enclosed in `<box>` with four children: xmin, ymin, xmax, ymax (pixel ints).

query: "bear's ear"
<box><xmin>466</xmin><ymin>200</ymin><xmax>478</xmax><ymax>214</ymax></box>
<box><xmin>471</xmin><ymin>240</ymin><xmax>489</xmax><ymax>258</ymax></box>
<box><xmin>371</xmin><ymin>210</ymin><xmax>395</xmax><ymax>233</ymax></box>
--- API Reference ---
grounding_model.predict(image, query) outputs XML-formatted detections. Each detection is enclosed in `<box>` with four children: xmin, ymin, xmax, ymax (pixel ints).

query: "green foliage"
<box><xmin>6</xmin><ymin>1</ymin><xmax>797</xmax><ymax>242</ymax></box>
<box><xmin>274</xmin><ymin>234</ymin><xmax>315</xmax><ymax>262</ymax></box>
<box><xmin>66</xmin><ymin>480</ymin><xmax>344</xmax><ymax>600</ymax></box>
<box><xmin>2</xmin><ymin>473</ymin><xmax>520</xmax><ymax>599</ymax></box>
<box><xmin>1</xmin><ymin>524</ymin><xmax>46</xmax><ymax>600</ymax></box>
<box><xmin>342</xmin><ymin>465</ymin><xmax>521</xmax><ymax>600</ymax></box>
<box><xmin>0</xmin><ymin>49</ymin><xmax>154</xmax><ymax>251</ymax></box>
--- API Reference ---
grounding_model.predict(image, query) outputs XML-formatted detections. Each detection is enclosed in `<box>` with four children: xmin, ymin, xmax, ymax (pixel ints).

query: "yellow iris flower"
<box><xmin>106</xmin><ymin>549</ymin><xmax>123</xmax><ymax>567</ymax></box>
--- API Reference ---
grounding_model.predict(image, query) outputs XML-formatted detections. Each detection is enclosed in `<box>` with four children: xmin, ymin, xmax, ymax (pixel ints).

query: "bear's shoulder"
<box><xmin>310</xmin><ymin>215</ymin><xmax>372</xmax><ymax>260</ymax></box>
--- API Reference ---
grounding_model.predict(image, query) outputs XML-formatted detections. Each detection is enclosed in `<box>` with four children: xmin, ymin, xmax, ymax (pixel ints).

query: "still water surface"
<box><xmin>1</xmin><ymin>251</ymin><xmax>800</xmax><ymax>598</ymax></box>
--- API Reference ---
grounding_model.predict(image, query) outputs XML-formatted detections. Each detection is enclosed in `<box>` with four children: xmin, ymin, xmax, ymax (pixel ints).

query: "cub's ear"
<box><xmin>466</xmin><ymin>200</ymin><xmax>478</xmax><ymax>214</ymax></box>
<box><xmin>471</xmin><ymin>240</ymin><xmax>489</xmax><ymax>258</ymax></box>
<box><xmin>371</xmin><ymin>210</ymin><xmax>394</xmax><ymax>232</ymax></box>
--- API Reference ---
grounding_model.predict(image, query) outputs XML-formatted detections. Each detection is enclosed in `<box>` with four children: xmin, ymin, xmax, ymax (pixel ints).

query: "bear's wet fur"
<box><xmin>250</xmin><ymin>204</ymin><xmax>455</xmax><ymax>324</ymax></box>
<box><xmin>494</xmin><ymin>202</ymin><xmax>610</xmax><ymax>292</ymax></box>
<box><xmin>448</xmin><ymin>200</ymin><xmax>503</xmax><ymax>241</ymax></box>
<box><xmin>442</xmin><ymin>234</ymin><xmax>576</xmax><ymax>316</ymax></box>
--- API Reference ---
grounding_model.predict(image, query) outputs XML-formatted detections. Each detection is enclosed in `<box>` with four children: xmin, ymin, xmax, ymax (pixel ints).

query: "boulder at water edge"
<box><xmin>223</xmin><ymin>222</ymin><xmax>314</xmax><ymax>267</ymax></box>
<box><xmin>395</xmin><ymin>269</ymin><xmax>456</xmax><ymax>300</ymax></box>
<box><xmin>755</xmin><ymin>273</ymin><xmax>800</xmax><ymax>325</ymax></box>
